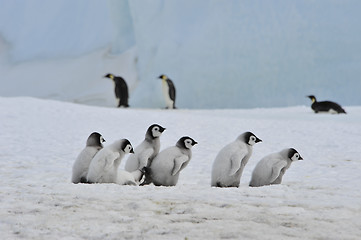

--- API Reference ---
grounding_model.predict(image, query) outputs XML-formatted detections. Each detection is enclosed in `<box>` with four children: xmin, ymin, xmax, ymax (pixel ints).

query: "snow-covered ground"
<box><xmin>1</xmin><ymin>97</ymin><xmax>360</xmax><ymax>239</ymax></box>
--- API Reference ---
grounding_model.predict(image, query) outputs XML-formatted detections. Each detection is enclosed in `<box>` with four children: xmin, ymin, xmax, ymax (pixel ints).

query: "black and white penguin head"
<box><xmin>146</xmin><ymin>124</ymin><xmax>166</xmax><ymax>139</ymax></box>
<box><xmin>158</xmin><ymin>74</ymin><xmax>168</xmax><ymax>80</ymax></box>
<box><xmin>307</xmin><ymin>95</ymin><xmax>317</xmax><ymax>103</ymax></box>
<box><xmin>240</xmin><ymin>132</ymin><xmax>262</xmax><ymax>146</ymax></box>
<box><xmin>86</xmin><ymin>132</ymin><xmax>105</xmax><ymax>147</ymax></box>
<box><xmin>288</xmin><ymin>148</ymin><xmax>303</xmax><ymax>161</ymax></box>
<box><xmin>121</xmin><ymin>139</ymin><xmax>134</xmax><ymax>154</ymax></box>
<box><xmin>104</xmin><ymin>73</ymin><xmax>114</xmax><ymax>80</ymax></box>
<box><xmin>176</xmin><ymin>136</ymin><xmax>198</xmax><ymax>149</ymax></box>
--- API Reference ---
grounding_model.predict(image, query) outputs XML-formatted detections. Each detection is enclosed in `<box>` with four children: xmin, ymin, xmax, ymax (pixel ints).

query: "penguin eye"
<box><xmin>251</xmin><ymin>136</ymin><xmax>255</xmax><ymax>141</ymax></box>
<box><xmin>154</xmin><ymin>127</ymin><xmax>159</xmax><ymax>131</ymax></box>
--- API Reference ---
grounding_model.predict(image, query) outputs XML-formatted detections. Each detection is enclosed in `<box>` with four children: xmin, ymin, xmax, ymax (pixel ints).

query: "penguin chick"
<box><xmin>86</xmin><ymin>139</ymin><xmax>134</xmax><ymax>183</ymax></box>
<box><xmin>104</xmin><ymin>73</ymin><xmax>129</xmax><ymax>108</ymax></box>
<box><xmin>117</xmin><ymin>168</ymin><xmax>146</xmax><ymax>186</ymax></box>
<box><xmin>307</xmin><ymin>95</ymin><xmax>346</xmax><ymax>114</ymax></box>
<box><xmin>249</xmin><ymin>148</ymin><xmax>303</xmax><ymax>187</ymax></box>
<box><xmin>146</xmin><ymin>136</ymin><xmax>197</xmax><ymax>186</ymax></box>
<box><xmin>211</xmin><ymin>132</ymin><xmax>262</xmax><ymax>188</ymax></box>
<box><xmin>158</xmin><ymin>74</ymin><xmax>176</xmax><ymax>109</ymax></box>
<box><xmin>71</xmin><ymin>132</ymin><xmax>105</xmax><ymax>184</ymax></box>
<box><xmin>125</xmin><ymin>124</ymin><xmax>166</xmax><ymax>172</ymax></box>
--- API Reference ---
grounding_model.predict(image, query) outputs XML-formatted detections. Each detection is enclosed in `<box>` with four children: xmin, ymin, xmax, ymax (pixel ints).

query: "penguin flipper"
<box><xmin>171</xmin><ymin>155</ymin><xmax>189</xmax><ymax>176</ymax></box>
<box><xmin>269</xmin><ymin>160</ymin><xmax>287</xmax><ymax>183</ymax></box>
<box><xmin>229</xmin><ymin>152</ymin><xmax>246</xmax><ymax>176</ymax></box>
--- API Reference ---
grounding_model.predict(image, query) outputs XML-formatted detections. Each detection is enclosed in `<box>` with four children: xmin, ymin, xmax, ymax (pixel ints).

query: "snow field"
<box><xmin>1</xmin><ymin>97</ymin><xmax>360</xmax><ymax>239</ymax></box>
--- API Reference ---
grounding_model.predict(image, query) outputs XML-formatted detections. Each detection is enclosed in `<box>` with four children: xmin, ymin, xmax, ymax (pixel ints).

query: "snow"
<box><xmin>1</xmin><ymin>97</ymin><xmax>361</xmax><ymax>239</ymax></box>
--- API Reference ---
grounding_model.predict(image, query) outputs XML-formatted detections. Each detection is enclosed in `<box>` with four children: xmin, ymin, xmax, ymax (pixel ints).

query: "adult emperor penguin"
<box><xmin>211</xmin><ymin>132</ymin><xmax>262</xmax><ymax>188</ymax></box>
<box><xmin>71</xmin><ymin>132</ymin><xmax>105</xmax><ymax>184</ymax></box>
<box><xmin>144</xmin><ymin>136</ymin><xmax>197</xmax><ymax>186</ymax></box>
<box><xmin>104</xmin><ymin>73</ymin><xmax>129</xmax><ymax>108</ymax></box>
<box><xmin>307</xmin><ymin>95</ymin><xmax>346</xmax><ymax>114</ymax></box>
<box><xmin>124</xmin><ymin>124</ymin><xmax>166</xmax><ymax>172</ymax></box>
<box><xmin>86</xmin><ymin>139</ymin><xmax>134</xmax><ymax>183</ymax></box>
<box><xmin>158</xmin><ymin>74</ymin><xmax>176</xmax><ymax>109</ymax></box>
<box><xmin>249</xmin><ymin>148</ymin><xmax>303</xmax><ymax>187</ymax></box>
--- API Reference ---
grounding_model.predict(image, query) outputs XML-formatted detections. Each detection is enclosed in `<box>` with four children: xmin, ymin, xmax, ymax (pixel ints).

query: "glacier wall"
<box><xmin>0</xmin><ymin>0</ymin><xmax>360</xmax><ymax>109</ymax></box>
<box><xmin>128</xmin><ymin>0</ymin><xmax>361</xmax><ymax>108</ymax></box>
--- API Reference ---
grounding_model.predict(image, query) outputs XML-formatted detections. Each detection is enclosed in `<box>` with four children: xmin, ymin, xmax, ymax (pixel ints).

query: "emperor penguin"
<box><xmin>144</xmin><ymin>136</ymin><xmax>197</xmax><ymax>186</ymax></box>
<box><xmin>117</xmin><ymin>168</ymin><xmax>146</xmax><ymax>186</ymax></box>
<box><xmin>211</xmin><ymin>132</ymin><xmax>262</xmax><ymax>188</ymax></box>
<box><xmin>124</xmin><ymin>124</ymin><xmax>166</xmax><ymax>172</ymax></box>
<box><xmin>158</xmin><ymin>74</ymin><xmax>176</xmax><ymax>109</ymax></box>
<box><xmin>249</xmin><ymin>148</ymin><xmax>303</xmax><ymax>187</ymax></box>
<box><xmin>104</xmin><ymin>73</ymin><xmax>129</xmax><ymax>108</ymax></box>
<box><xmin>307</xmin><ymin>95</ymin><xmax>346</xmax><ymax>114</ymax></box>
<box><xmin>86</xmin><ymin>139</ymin><xmax>134</xmax><ymax>183</ymax></box>
<box><xmin>71</xmin><ymin>132</ymin><xmax>105</xmax><ymax>184</ymax></box>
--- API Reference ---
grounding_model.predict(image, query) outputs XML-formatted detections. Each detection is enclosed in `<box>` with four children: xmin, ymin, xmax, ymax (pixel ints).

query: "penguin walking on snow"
<box><xmin>86</xmin><ymin>139</ymin><xmax>134</xmax><ymax>183</ymax></box>
<box><xmin>307</xmin><ymin>95</ymin><xmax>346</xmax><ymax>114</ymax></box>
<box><xmin>125</xmin><ymin>124</ymin><xmax>166</xmax><ymax>172</ymax></box>
<box><xmin>104</xmin><ymin>73</ymin><xmax>129</xmax><ymax>108</ymax></box>
<box><xmin>144</xmin><ymin>136</ymin><xmax>197</xmax><ymax>186</ymax></box>
<box><xmin>158</xmin><ymin>74</ymin><xmax>176</xmax><ymax>109</ymax></box>
<box><xmin>72</xmin><ymin>132</ymin><xmax>106</xmax><ymax>184</ymax></box>
<box><xmin>211</xmin><ymin>132</ymin><xmax>262</xmax><ymax>188</ymax></box>
<box><xmin>249</xmin><ymin>148</ymin><xmax>303</xmax><ymax>187</ymax></box>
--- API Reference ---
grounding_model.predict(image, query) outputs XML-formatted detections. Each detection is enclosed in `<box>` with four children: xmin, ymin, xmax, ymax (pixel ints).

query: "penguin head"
<box><xmin>158</xmin><ymin>74</ymin><xmax>168</xmax><ymax>80</ymax></box>
<box><xmin>147</xmin><ymin>124</ymin><xmax>166</xmax><ymax>139</ymax></box>
<box><xmin>121</xmin><ymin>139</ymin><xmax>134</xmax><ymax>154</ymax></box>
<box><xmin>86</xmin><ymin>132</ymin><xmax>105</xmax><ymax>147</ymax></box>
<box><xmin>176</xmin><ymin>136</ymin><xmax>198</xmax><ymax>149</ymax></box>
<box><xmin>288</xmin><ymin>148</ymin><xmax>303</xmax><ymax>161</ymax></box>
<box><xmin>241</xmin><ymin>132</ymin><xmax>262</xmax><ymax>146</ymax></box>
<box><xmin>104</xmin><ymin>73</ymin><xmax>114</xmax><ymax>80</ymax></box>
<box><xmin>307</xmin><ymin>95</ymin><xmax>317</xmax><ymax>103</ymax></box>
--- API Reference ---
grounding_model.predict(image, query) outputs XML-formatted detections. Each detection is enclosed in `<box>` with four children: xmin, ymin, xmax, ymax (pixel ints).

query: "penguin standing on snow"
<box><xmin>125</xmin><ymin>124</ymin><xmax>166</xmax><ymax>172</ymax></box>
<box><xmin>211</xmin><ymin>132</ymin><xmax>262</xmax><ymax>188</ymax></box>
<box><xmin>86</xmin><ymin>139</ymin><xmax>134</xmax><ymax>183</ymax></box>
<box><xmin>72</xmin><ymin>132</ymin><xmax>106</xmax><ymax>184</ymax></box>
<box><xmin>144</xmin><ymin>136</ymin><xmax>197</xmax><ymax>186</ymax></box>
<box><xmin>249</xmin><ymin>148</ymin><xmax>303</xmax><ymax>187</ymax></box>
<box><xmin>307</xmin><ymin>95</ymin><xmax>346</xmax><ymax>114</ymax></box>
<box><xmin>104</xmin><ymin>73</ymin><xmax>129</xmax><ymax>108</ymax></box>
<box><xmin>158</xmin><ymin>74</ymin><xmax>176</xmax><ymax>109</ymax></box>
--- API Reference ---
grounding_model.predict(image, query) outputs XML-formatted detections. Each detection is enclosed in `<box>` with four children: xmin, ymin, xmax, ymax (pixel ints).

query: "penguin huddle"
<box><xmin>72</xmin><ymin>124</ymin><xmax>197</xmax><ymax>186</ymax></box>
<box><xmin>72</xmin><ymin>128</ymin><xmax>303</xmax><ymax>188</ymax></box>
<box><xmin>104</xmin><ymin>73</ymin><xmax>177</xmax><ymax>109</ymax></box>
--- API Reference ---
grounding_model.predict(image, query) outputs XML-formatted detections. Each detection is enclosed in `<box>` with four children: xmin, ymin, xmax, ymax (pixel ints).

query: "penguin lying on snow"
<box><xmin>249</xmin><ymin>148</ymin><xmax>303</xmax><ymax>187</ymax></box>
<box><xmin>144</xmin><ymin>136</ymin><xmax>197</xmax><ymax>186</ymax></box>
<box><xmin>125</xmin><ymin>124</ymin><xmax>165</xmax><ymax>172</ymax></box>
<box><xmin>307</xmin><ymin>95</ymin><xmax>346</xmax><ymax>114</ymax></box>
<box><xmin>72</xmin><ymin>132</ymin><xmax>105</xmax><ymax>184</ymax></box>
<box><xmin>158</xmin><ymin>74</ymin><xmax>176</xmax><ymax>109</ymax></box>
<box><xmin>86</xmin><ymin>139</ymin><xmax>134</xmax><ymax>183</ymax></box>
<box><xmin>117</xmin><ymin>168</ymin><xmax>146</xmax><ymax>186</ymax></box>
<box><xmin>211</xmin><ymin>132</ymin><xmax>262</xmax><ymax>188</ymax></box>
<box><xmin>104</xmin><ymin>73</ymin><xmax>129</xmax><ymax>108</ymax></box>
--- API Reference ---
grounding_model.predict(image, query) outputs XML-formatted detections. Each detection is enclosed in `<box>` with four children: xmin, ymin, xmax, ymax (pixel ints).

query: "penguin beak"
<box><xmin>160</xmin><ymin>127</ymin><xmax>166</xmax><ymax>133</ymax></box>
<box><xmin>130</xmin><ymin>149</ymin><xmax>134</xmax><ymax>154</ymax></box>
<box><xmin>256</xmin><ymin>138</ymin><xmax>262</xmax><ymax>143</ymax></box>
<box><xmin>192</xmin><ymin>141</ymin><xmax>198</xmax><ymax>146</ymax></box>
<box><xmin>299</xmin><ymin>156</ymin><xmax>303</xmax><ymax>160</ymax></box>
